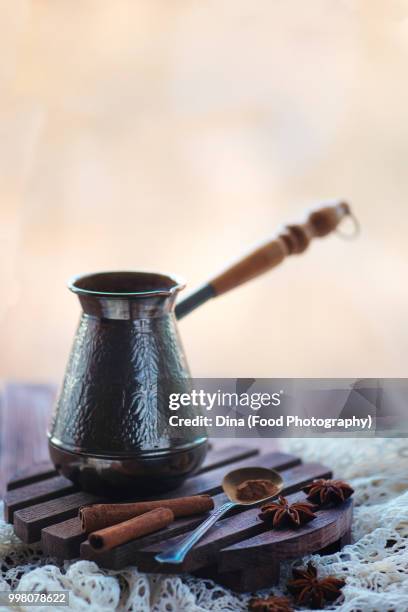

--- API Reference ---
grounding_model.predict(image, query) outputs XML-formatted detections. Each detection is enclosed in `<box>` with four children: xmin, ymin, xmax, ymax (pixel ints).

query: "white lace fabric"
<box><xmin>1</xmin><ymin>438</ymin><xmax>408</xmax><ymax>611</ymax></box>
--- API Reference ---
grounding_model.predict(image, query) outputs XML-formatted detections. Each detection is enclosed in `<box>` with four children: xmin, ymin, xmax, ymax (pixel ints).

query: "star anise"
<box><xmin>259</xmin><ymin>496</ymin><xmax>317</xmax><ymax>528</ymax></box>
<box><xmin>248</xmin><ymin>594</ymin><xmax>293</xmax><ymax>612</ymax></box>
<box><xmin>303</xmin><ymin>479</ymin><xmax>354</xmax><ymax>506</ymax></box>
<box><xmin>287</xmin><ymin>562</ymin><xmax>345</xmax><ymax>609</ymax></box>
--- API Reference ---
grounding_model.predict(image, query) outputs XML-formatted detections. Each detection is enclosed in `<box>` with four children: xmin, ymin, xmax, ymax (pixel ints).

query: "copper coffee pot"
<box><xmin>48</xmin><ymin>201</ymin><xmax>355</xmax><ymax>495</ymax></box>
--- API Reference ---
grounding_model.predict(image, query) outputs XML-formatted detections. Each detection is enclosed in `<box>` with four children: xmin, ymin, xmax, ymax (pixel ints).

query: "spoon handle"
<box><xmin>155</xmin><ymin>501</ymin><xmax>236</xmax><ymax>565</ymax></box>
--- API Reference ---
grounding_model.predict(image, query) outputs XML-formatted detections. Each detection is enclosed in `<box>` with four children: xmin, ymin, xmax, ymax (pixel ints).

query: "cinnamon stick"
<box><xmin>80</xmin><ymin>494</ymin><xmax>214</xmax><ymax>533</ymax></box>
<box><xmin>88</xmin><ymin>507</ymin><xmax>174</xmax><ymax>552</ymax></box>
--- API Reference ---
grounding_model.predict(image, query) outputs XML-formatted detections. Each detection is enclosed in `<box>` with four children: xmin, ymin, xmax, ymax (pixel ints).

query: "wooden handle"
<box><xmin>175</xmin><ymin>200</ymin><xmax>353</xmax><ymax>318</ymax></box>
<box><xmin>210</xmin><ymin>201</ymin><xmax>350</xmax><ymax>296</ymax></box>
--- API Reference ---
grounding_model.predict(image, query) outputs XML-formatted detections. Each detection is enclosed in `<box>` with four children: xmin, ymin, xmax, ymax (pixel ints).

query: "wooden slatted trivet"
<box><xmin>4</xmin><ymin>446</ymin><xmax>352</xmax><ymax>592</ymax></box>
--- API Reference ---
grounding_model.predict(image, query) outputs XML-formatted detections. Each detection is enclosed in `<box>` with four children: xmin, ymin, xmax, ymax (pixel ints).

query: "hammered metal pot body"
<box><xmin>48</xmin><ymin>272</ymin><xmax>208</xmax><ymax>495</ymax></box>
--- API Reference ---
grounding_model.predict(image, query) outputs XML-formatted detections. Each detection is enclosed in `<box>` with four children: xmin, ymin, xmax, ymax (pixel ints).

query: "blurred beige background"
<box><xmin>1</xmin><ymin>0</ymin><xmax>408</xmax><ymax>382</ymax></box>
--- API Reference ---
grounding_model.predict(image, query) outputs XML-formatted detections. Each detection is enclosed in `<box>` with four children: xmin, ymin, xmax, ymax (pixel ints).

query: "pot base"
<box><xmin>48</xmin><ymin>440</ymin><xmax>208</xmax><ymax>497</ymax></box>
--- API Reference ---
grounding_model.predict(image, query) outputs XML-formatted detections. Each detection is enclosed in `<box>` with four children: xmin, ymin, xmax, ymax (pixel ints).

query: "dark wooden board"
<box><xmin>4</xmin><ymin>475</ymin><xmax>77</xmax><ymax>522</ymax></box>
<box><xmin>153</xmin><ymin>451</ymin><xmax>300</xmax><ymax>499</ymax></box>
<box><xmin>12</xmin><ymin>446</ymin><xmax>262</xmax><ymax>558</ymax></box>
<box><xmin>41</xmin><ymin>517</ymin><xmax>86</xmax><ymax>559</ymax></box>
<box><xmin>42</xmin><ymin>492</ymin><xmax>227</xmax><ymax>560</ymax></box>
<box><xmin>84</xmin><ymin>462</ymin><xmax>332</xmax><ymax>573</ymax></box>
<box><xmin>194</xmin><ymin>445</ymin><xmax>258</xmax><ymax>475</ymax></box>
<box><xmin>194</xmin><ymin>560</ymin><xmax>281</xmax><ymax>593</ymax></box>
<box><xmin>40</xmin><ymin>450</ymin><xmax>296</xmax><ymax>558</ymax></box>
<box><xmin>41</xmin><ymin>447</ymin><xmax>257</xmax><ymax>558</ymax></box>
<box><xmin>7</xmin><ymin>446</ymin><xmax>353</xmax><ymax>592</ymax></box>
<box><xmin>212</xmin><ymin>517</ymin><xmax>353</xmax><ymax>592</ymax></box>
<box><xmin>17</xmin><ymin>444</ymin><xmax>265</xmax><ymax>547</ymax></box>
<box><xmin>6</xmin><ymin>460</ymin><xmax>57</xmax><ymax>491</ymax></box>
<box><xmin>13</xmin><ymin>491</ymin><xmax>101</xmax><ymax>543</ymax></box>
<box><xmin>218</xmin><ymin>495</ymin><xmax>353</xmax><ymax>571</ymax></box>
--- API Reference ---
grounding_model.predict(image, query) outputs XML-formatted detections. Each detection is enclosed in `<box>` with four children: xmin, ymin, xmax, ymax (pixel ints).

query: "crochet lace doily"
<box><xmin>1</xmin><ymin>438</ymin><xmax>408</xmax><ymax>611</ymax></box>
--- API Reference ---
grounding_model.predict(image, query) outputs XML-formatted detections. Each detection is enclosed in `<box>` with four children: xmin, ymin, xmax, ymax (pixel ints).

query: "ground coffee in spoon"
<box><xmin>236</xmin><ymin>479</ymin><xmax>279</xmax><ymax>502</ymax></box>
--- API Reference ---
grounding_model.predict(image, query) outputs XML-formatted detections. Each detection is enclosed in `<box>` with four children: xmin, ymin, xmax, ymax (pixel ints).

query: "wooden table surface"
<box><xmin>0</xmin><ymin>382</ymin><xmax>270</xmax><ymax>497</ymax></box>
<box><xmin>0</xmin><ymin>383</ymin><xmax>57</xmax><ymax>495</ymax></box>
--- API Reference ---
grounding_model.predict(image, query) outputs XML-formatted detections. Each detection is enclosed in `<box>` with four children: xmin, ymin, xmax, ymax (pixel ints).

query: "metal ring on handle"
<box><xmin>335</xmin><ymin>211</ymin><xmax>360</xmax><ymax>240</ymax></box>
